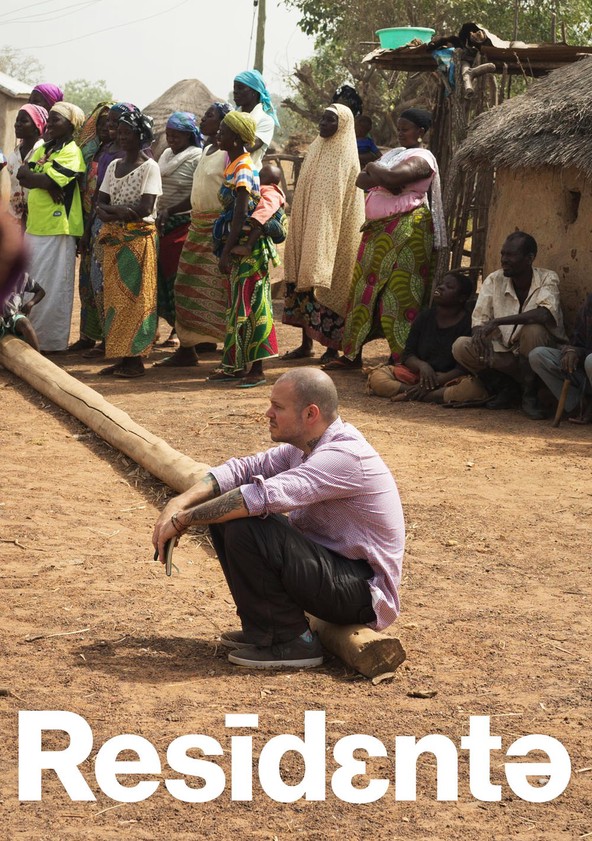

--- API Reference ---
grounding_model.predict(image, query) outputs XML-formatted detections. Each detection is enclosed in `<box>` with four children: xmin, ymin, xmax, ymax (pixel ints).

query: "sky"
<box><xmin>1</xmin><ymin>0</ymin><xmax>316</xmax><ymax>108</ymax></box>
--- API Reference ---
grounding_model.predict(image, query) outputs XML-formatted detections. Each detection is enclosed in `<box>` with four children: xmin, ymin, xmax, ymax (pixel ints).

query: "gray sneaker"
<box><xmin>219</xmin><ymin>630</ymin><xmax>254</xmax><ymax>649</ymax></box>
<box><xmin>227</xmin><ymin>632</ymin><xmax>323</xmax><ymax>669</ymax></box>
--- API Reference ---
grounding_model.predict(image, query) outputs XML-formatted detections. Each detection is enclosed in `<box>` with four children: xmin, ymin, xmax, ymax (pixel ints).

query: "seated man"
<box><xmin>452</xmin><ymin>231</ymin><xmax>567</xmax><ymax>419</ymax></box>
<box><xmin>529</xmin><ymin>293</ymin><xmax>592</xmax><ymax>423</ymax></box>
<box><xmin>153</xmin><ymin>368</ymin><xmax>404</xmax><ymax>669</ymax></box>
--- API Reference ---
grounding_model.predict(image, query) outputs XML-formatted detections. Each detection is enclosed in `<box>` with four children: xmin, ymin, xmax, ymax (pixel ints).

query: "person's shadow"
<box><xmin>75</xmin><ymin>635</ymin><xmax>233</xmax><ymax>683</ymax></box>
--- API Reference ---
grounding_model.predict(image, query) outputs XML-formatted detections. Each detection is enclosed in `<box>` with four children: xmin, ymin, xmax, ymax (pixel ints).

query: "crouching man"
<box><xmin>152</xmin><ymin>368</ymin><xmax>404</xmax><ymax>669</ymax></box>
<box><xmin>452</xmin><ymin>231</ymin><xmax>567</xmax><ymax>419</ymax></box>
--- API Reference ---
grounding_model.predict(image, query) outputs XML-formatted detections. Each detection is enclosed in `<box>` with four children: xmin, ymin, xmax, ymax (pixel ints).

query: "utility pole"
<box><xmin>254</xmin><ymin>0</ymin><xmax>266</xmax><ymax>72</ymax></box>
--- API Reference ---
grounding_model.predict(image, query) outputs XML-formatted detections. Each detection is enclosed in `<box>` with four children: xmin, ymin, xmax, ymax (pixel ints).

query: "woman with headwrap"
<box><xmin>68</xmin><ymin>101</ymin><xmax>115</xmax><ymax>352</ymax></box>
<box><xmin>325</xmin><ymin>108</ymin><xmax>447</xmax><ymax>369</ymax></box>
<box><xmin>209</xmin><ymin>111</ymin><xmax>278</xmax><ymax>386</ymax></box>
<box><xmin>282</xmin><ymin>104</ymin><xmax>365</xmax><ymax>363</ymax></box>
<box><xmin>81</xmin><ymin>102</ymin><xmax>148</xmax><ymax>357</ymax></box>
<box><xmin>156</xmin><ymin>102</ymin><xmax>231</xmax><ymax>367</ymax></box>
<box><xmin>155</xmin><ymin>111</ymin><xmax>203</xmax><ymax>331</ymax></box>
<box><xmin>16</xmin><ymin>102</ymin><xmax>85</xmax><ymax>352</ymax></box>
<box><xmin>331</xmin><ymin>84</ymin><xmax>363</xmax><ymax>117</ymax></box>
<box><xmin>95</xmin><ymin>107</ymin><xmax>161</xmax><ymax>377</ymax></box>
<box><xmin>29</xmin><ymin>83</ymin><xmax>64</xmax><ymax>112</ymax></box>
<box><xmin>232</xmin><ymin>70</ymin><xmax>278</xmax><ymax>170</ymax></box>
<box><xmin>6</xmin><ymin>104</ymin><xmax>48</xmax><ymax>225</ymax></box>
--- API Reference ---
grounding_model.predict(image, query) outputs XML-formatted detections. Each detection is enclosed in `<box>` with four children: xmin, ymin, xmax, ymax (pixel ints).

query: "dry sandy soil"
<box><xmin>1</xmin><ymin>308</ymin><xmax>591</xmax><ymax>841</ymax></box>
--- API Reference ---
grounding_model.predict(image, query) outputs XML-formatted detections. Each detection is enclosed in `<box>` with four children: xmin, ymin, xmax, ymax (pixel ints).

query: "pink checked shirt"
<box><xmin>211</xmin><ymin>418</ymin><xmax>405</xmax><ymax>630</ymax></box>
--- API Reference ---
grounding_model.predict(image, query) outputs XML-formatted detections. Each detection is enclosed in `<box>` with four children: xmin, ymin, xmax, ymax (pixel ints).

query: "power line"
<box><xmin>9</xmin><ymin>0</ymin><xmax>192</xmax><ymax>50</ymax></box>
<box><xmin>2</xmin><ymin>0</ymin><xmax>100</xmax><ymax>26</ymax></box>
<box><xmin>0</xmin><ymin>0</ymin><xmax>68</xmax><ymax>21</ymax></box>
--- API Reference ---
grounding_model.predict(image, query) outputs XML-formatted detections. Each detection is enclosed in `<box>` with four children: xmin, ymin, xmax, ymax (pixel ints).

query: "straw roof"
<box><xmin>456</xmin><ymin>55</ymin><xmax>592</xmax><ymax>177</ymax></box>
<box><xmin>143</xmin><ymin>78</ymin><xmax>223</xmax><ymax>158</ymax></box>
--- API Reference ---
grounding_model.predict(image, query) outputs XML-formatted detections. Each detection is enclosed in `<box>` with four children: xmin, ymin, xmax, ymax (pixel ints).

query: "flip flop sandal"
<box><xmin>207</xmin><ymin>370</ymin><xmax>240</xmax><ymax>382</ymax></box>
<box><xmin>281</xmin><ymin>348</ymin><xmax>315</xmax><ymax>360</ymax></box>
<box><xmin>322</xmin><ymin>357</ymin><xmax>361</xmax><ymax>371</ymax></box>
<box><xmin>237</xmin><ymin>378</ymin><xmax>267</xmax><ymax>389</ymax></box>
<box><xmin>113</xmin><ymin>367</ymin><xmax>146</xmax><ymax>378</ymax></box>
<box><xmin>98</xmin><ymin>364</ymin><xmax>120</xmax><ymax>376</ymax></box>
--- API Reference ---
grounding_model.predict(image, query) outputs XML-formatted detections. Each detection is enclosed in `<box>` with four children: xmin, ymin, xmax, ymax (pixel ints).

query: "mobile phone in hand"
<box><xmin>153</xmin><ymin>538</ymin><xmax>175</xmax><ymax>576</ymax></box>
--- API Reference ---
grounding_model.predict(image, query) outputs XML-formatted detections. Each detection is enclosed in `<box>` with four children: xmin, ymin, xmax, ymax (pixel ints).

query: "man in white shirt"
<box><xmin>452</xmin><ymin>231</ymin><xmax>566</xmax><ymax>419</ymax></box>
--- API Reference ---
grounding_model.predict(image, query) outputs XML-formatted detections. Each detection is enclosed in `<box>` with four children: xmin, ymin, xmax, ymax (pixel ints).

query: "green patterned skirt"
<box><xmin>342</xmin><ymin>205</ymin><xmax>434</xmax><ymax>362</ymax></box>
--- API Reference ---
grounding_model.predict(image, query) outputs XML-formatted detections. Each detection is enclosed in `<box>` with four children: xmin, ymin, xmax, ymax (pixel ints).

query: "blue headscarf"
<box><xmin>234</xmin><ymin>70</ymin><xmax>280</xmax><ymax>127</ymax></box>
<box><xmin>166</xmin><ymin>111</ymin><xmax>203</xmax><ymax>147</ymax></box>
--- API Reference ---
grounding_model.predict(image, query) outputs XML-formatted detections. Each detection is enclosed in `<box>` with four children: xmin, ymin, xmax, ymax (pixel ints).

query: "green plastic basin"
<box><xmin>376</xmin><ymin>27</ymin><xmax>435</xmax><ymax>49</ymax></box>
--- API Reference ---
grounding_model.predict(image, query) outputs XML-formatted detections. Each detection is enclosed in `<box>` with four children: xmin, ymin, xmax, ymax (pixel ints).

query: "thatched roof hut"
<box><xmin>457</xmin><ymin>55</ymin><xmax>592</xmax><ymax>176</ymax></box>
<box><xmin>454</xmin><ymin>55</ymin><xmax>592</xmax><ymax>327</ymax></box>
<box><xmin>143</xmin><ymin>78</ymin><xmax>222</xmax><ymax>158</ymax></box>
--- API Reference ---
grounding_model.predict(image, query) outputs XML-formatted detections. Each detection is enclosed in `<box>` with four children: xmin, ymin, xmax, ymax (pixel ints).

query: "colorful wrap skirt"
<box><xmin>342</xmin><ymin>205</ymin><xmax>434</xmax><ymax>363</ymax></box>
<box><xmin>99</xmin><ymin>220</ymin><xmax>158</xmax><ymax>358</ymax></box>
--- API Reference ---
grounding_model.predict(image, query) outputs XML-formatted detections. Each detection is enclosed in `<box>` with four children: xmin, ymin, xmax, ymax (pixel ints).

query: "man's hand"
<box><xmin>154</xmin><ymin>512</ymin><xmax>186</xmax><ymax>563</ymax></box>
<box><xmin>561</xmin><ymin>347</ymin><xmax>579</xmax><ymax>375</ymax></box>
<box><xmin>152</xmin><ymin>501</ymin><xmax>184</xmax><ymax>555</ymax></box>
<box><xmin>471</xmin><ymin>322</ymin><xmax>497</xmax><ymax>363</ymax></box>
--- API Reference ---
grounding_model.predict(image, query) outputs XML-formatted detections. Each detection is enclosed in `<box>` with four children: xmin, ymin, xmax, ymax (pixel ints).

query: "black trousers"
<box><xmin>209</xmin><ymin>515</ymin><xmax>376</xmax><ymax>646</ymax></box>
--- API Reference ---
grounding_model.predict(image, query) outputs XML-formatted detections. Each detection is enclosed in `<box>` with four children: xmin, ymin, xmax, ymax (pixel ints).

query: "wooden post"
<box><xmin>254</xmin><ymin>0</ymin><xmax>266</xmax><ymax>73</ymax></box>
<box><xmin>0</xmin><ymin>335</ymin><xmax>406</xmax><ymax>680</ymax></box>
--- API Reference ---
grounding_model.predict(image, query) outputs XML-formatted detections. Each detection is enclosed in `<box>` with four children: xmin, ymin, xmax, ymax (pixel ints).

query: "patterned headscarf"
<box><xmin>78</xmin><ymin>101</ymin><xmax>115</xmax><ymax>164</ymax></box>
<box><xmin>51</xmin><ymin>101</ymin><xmax>85</xmax><ymax>131</ymax></box>
<box><xmin>110</xmin><ymin>101</ymin><xmax>136</xmax><ymax>117</ymax></box>
<box><xmin>331</xmin><ymin>84</ymin><xmax>363</xmax><ymax>117</ymax></box>
<box><xmin>212</xmin><ymin>101</ymin><xmax>233</xmax><ymax>120</ymax></box>
<box><xmin>119</xmin><ymin>107</ymin><xmax>154</xmax><ymax>145</ymax></box>
<box><xmin>234</xmin><ymin>70</ymin><xmax>280</xmax><ymax>127</ymax></box>
<box><xmin>222</xmin><ymin>111</ymin><xmax>256</xmax><ymax>147</ymax></box>
<box><xmin>166</xmin><ymin>111</ymin><xmax>203</xmax><ymax>147</ymax></box>
<box><xmin>31</xmin><ymin>83</ymin><xmax>63</xmax><ymax>110</ymax></box>
<box><xmin>19</xmin><ymin>104</ymin><xmax>48</xmax><ymax>136</ymax></box>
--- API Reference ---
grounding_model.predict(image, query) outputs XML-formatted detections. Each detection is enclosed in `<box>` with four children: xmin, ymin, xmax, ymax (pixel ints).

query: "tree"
<box><xmin>62</xmin><ymin>79</ymin><xmax>113</xmax><ymax>117</ymax></box>
<box><xmin>281</xmin><ymin>0</ymin><xmax>592</xmax><ymax>142</ymax></box>
<box><xmin>0</xmin><ymin>45</ymin><xmax>44</xmax><ymax>85</ymax></box>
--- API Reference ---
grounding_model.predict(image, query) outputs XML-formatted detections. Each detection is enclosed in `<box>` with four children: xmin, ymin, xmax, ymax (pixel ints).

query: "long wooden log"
<box><xmin>0</xmin><ymin>335</ymin><xmax>210</xmax><ymax>492</ymax></box>
<box><xmin>0</xmin><ymin>335</ymin><xmax>406</xmax><ymax>679</ymax></box>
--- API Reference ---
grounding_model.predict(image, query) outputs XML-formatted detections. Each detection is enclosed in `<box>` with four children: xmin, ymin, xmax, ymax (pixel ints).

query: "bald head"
<box><xmin>276</xmin><ymin>367</ymin><xmax>339</xmax><ymax>421</ymax></box>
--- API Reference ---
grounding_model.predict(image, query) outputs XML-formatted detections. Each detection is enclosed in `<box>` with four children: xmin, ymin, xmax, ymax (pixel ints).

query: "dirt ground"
<box><xmin>1</xmin><ymin>306</ymin><xmax>591</xmax><ymax>841</ymax></box>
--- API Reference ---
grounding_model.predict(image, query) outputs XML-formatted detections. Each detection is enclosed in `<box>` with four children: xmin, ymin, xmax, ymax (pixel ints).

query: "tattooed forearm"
<box><xmin>205</xmin><ymin>472</ymin><xmax>221</xmax><ymax>498</ymax></box>
<box><xmin>180</xmin><ymin>488</ymin><xmax>246</xmax><ymax>528</ymax></box>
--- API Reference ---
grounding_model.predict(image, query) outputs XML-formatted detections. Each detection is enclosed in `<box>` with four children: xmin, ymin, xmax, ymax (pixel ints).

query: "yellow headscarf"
<box><xmin>50</xmin><ymin>101</ymin><xmax>86</xmax><ymax>132</ymax></box>
<box><xmin>222</xmin><ymin>111</ymin><xmax>256</xmax><ymax>147</ymax></box>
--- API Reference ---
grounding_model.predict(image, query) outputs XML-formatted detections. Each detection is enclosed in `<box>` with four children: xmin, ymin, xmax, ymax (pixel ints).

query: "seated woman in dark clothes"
<box><xmin>366</xmin><ymin>270</ymin><xmax>486</xmax><ymax>403</ymax></box>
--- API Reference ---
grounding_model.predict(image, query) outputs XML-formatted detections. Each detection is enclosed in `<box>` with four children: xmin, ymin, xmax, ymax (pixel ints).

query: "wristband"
<box><xmin>171</xmin><ymin>512</ymin><xmax>186</xmax><ymax>534</ymax></box>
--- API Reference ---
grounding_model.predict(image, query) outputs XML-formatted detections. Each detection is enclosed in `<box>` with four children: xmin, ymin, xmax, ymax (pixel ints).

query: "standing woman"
<box><xmin>16</xmin><ymin>102</ymin><xmax>85</xmax><ymax>352</ymax></box>
<box><xmin>156</xmin><ymin>111</ymin><xmax>203</xmax><ymax>330</ymax></box>
<box><xmin>71</xmin><ymin>101</ymin><xmax>114</xmax><ymax>352</ymax></box>
<box><xmin>6</xmin><ymin>104</ymin><xmax>48</xmax><ymax>226</ymax></box>
<box><xmin>212</xmin><ymin>111</ymin><xmax>278</xmax><ymax>387</ymax></box>
<box><xmin>96</xmin><ymin>108</ymin><xmax>162</xmax><ymax>378</ymax></box>
<box><xmin>282</xmin><ymin>104</ymin><xmax>365</xmax><ymax>362</ymax></box>
<box><xmin>232</xmin><ymin>70</ymin><xmax>278</xmax><ymax>170</ymax></box>
<box><xmin>158</xmin><ymin>102</ymin><xmax>231</xmax><ymax>367</ymax></box>
<box><xmin>328</xmin><ymin>108</ymin><xmax>446</xmax><ymax>369</ymax></box>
